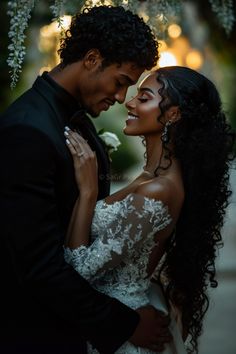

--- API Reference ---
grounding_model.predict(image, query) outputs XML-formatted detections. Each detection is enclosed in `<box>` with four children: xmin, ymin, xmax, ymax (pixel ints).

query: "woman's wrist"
<box><xmin>79</xmin><ymin>188</ymin><xmax>98</xmax><ymax>202</ymax></box>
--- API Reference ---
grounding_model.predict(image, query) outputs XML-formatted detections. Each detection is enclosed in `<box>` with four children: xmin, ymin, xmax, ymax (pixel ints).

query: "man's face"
<box><xmin>79</xmin><ymin>61</ymin><xmax>144</xmax><ymax>117</ymax></box>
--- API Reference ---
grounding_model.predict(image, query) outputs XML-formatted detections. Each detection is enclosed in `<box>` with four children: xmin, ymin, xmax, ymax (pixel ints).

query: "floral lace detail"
<box><xmin>64</xmin><ymin>193</ymin><xmax>172</xmax><ymax>353</ymax></box>
<box><xmin>87</xmin><ymin>341</ymin><xmax>157</xmax><ymax>354</ymax></box>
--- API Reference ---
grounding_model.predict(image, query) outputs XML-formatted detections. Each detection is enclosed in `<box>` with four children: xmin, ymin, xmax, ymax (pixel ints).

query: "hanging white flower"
<box><xmin>5</xmin><ymin>0</ymin><xmax>236</xmax><ymax>88</ymax></box>
<box><xmin>209</xmin><ymin>0</ymin><xmax>235</xmax><ymax>35</ymax></box>
<box><xmin>7</xmin><ymin>0</ymin><xmax>36</xmax><ymax>89</ymax></box>
<box><xmin>50</xmin><ymin>0</ymin><xmax>66</xmax><ymax>29</ymax></box>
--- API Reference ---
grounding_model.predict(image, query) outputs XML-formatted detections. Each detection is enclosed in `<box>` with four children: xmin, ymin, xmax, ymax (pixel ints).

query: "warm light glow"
<box><xmin>172</xmin><ymin>37</ymin><xmax>190</xmax><ymax>56</ymax></box>
<box><xmin>168</xmin><ymin>24</ymin><xmax>182</xmax><ymax>38</ymax></box>
<box><xmin>38</xmin><ymin>37</ymin><xmax>56</xmax><ymax>52</ymax></box>
<box><xmin>159</xmin><ymin>51</ymin><xmax>177</xmax><ymax>67</ymax></box>
<box><xmin>92</xmin><ymin>0</ymin><xmax>111</xmax><ymax>5</ymax></box>
<box><xmin>158</xmin><ymin>40</ymin><xmax>168</xmax><ymax>52</ymax></box>
<box><xmin>39</xmin><ymin>66</ymin><xmax>52</xmax><ymax>75</ymax></box>
<box><xmin>186</xmin><ymin>50</ymin><xmax>203</xmax><ymax>70</ymax></box>
<box><xmin>40</xmin><ymin>15</ymin><xmax>71</xmax><ymax>38</ymax></box>
<box><xmin>60</xmin><ymin>15</ymin><xmax>72</xmax><ymax>30</ymax></box>
<box><xmin>139</xmin><ymin>11</ymin><xmax>149</xmax><ymax>23</ymax></box>
<box><xmin>38</xmin><ymin>16</ymin><xmax>72</xmax><ymax>64</ymax></box>
<box><xmin>38</xmin><ymin>18</ymin><xmax>64</xmax><ymax>67</ymax></box>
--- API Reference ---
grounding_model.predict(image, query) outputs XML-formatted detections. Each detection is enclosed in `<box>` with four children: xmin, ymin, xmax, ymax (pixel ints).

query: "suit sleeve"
<box><xmin>0</xmin><ymin>124</ymin><xmax>139</xmax><ymax>353</ymax></box>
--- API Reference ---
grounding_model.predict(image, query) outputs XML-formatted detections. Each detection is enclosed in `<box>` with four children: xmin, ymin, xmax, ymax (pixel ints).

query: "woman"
<box><xmin>64</xmin><ymin>66</ymin><xmax>235</xmax><ymax>353</ymax></box>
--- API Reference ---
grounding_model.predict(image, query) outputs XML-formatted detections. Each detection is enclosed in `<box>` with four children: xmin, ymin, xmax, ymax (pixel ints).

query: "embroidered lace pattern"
<box><xmin>64</xmin><ymin>193</ymin><xmax>172</xmax><ymax>353</ymax></box>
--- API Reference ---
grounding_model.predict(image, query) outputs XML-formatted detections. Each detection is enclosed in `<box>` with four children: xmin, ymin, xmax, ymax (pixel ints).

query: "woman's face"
<box><xmin>124</xmin><ymin>73</ymin><xmax>164</xmax><ymax>136</ymax></box>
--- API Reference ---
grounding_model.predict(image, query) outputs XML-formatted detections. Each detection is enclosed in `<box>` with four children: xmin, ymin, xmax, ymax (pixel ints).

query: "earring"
<box><xmin>161</xmin><ymin>120</ymin><xmax>172</xmax><ymax>143</ymax></box>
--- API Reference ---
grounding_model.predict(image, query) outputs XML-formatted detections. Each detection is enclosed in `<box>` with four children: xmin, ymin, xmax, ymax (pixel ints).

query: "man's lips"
<box><xmin>100</xmin><ymin>99</ymin><xmax>115</xmax><ymax>111</ymax></box>
<box><xmin>105</xmin><ymin>99</ymin><xmax>115</xmax><ymax>106</ymax></box>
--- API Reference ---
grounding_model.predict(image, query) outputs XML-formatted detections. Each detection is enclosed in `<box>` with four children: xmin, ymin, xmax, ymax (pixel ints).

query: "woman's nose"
<box><xmin>125</xmin><ymin>96</ymin><xmax>136</xmax><ymax>110</ymax></box>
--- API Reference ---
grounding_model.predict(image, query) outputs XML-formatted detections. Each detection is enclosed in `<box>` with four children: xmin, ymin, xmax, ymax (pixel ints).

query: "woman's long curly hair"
<box><xmin>154</xmin><ymin>66</ymin><xmax>235</xmax><ymax>353</ymax></box>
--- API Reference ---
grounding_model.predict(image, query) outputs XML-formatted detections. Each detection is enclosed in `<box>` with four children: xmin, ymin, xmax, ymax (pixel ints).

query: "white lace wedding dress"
<box><xmin>64</xmin><ymin>193</ymin><xmax>187</xmax><ymax>354</ymax></box>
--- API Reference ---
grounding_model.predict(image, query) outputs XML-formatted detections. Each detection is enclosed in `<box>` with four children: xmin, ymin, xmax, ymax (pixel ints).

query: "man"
<box><xmin>0</xmin><ymin>6</ymin><xmax>171</xmax><ymax>354</ymax></box>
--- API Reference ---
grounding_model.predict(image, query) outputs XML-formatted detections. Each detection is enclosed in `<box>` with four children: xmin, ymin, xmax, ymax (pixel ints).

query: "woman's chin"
<box><xmin>123</xmin><ymin>126</ymin><xmax>137</xmax><ymax>136</ymax></box>
<box><xmin>123</xmin><ymin>127</ymin><xmax>133</xmax><ymax>135</ymax></box>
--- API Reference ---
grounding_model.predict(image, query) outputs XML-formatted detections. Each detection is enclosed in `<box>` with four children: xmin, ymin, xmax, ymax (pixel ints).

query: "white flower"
<box><xmin>99</xmin><ymin>131</ymin><xmax>121</xmax><ymax>153</ymax></box>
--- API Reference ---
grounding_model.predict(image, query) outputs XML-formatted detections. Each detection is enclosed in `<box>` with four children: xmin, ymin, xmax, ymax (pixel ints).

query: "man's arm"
<box><xmin>0</xmin><ymin>124</ymin><xmax>139</xmax><ymax>353</ymax></box>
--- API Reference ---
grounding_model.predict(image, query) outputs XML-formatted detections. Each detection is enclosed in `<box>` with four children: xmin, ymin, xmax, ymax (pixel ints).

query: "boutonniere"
<box><xmin>98</xmin><ymin>129</ymin><xmax>121</xmax><ymax>161</ymax></box>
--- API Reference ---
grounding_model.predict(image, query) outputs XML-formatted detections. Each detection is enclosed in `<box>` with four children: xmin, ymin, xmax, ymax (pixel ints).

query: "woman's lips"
<box><xmin>126</xmin><ymin>114</ymin><xmax>139</xmax><ymax>125</ymax></box>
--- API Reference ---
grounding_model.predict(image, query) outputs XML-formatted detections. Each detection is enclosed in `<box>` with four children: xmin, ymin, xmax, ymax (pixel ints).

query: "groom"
<box><xmin>0</xmin><ymin>6</ymin><xmax>171</xmax><ymax>354</ymax></box>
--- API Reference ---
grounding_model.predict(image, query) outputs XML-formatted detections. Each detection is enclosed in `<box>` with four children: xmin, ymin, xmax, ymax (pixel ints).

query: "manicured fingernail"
<box><xmin>64</xmin><ymin>131</ymin><xmax>69</xmax><ymax>136</ymax></box>
<box><xmin>65</xmin><ymin>126</ymin><xmax>70</xmax><ymax>131</ymax></box>
<box><xmin>66</xmin><ymin>139</ymin><xmax>70</xmax><ymax>144</ymax></box>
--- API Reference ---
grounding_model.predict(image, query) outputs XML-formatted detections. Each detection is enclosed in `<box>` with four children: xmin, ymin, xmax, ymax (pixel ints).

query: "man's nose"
<box><xmin>115</xmin><ymin>87</ymin><xmax>128</xmax><ymax>104</ymax></box>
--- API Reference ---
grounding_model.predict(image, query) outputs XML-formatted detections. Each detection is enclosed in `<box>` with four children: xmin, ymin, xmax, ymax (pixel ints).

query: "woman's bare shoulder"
<box><xmin>135</xmin><ymin>177</ymin><xmax>174</xmax><ymax>203</ymax></box>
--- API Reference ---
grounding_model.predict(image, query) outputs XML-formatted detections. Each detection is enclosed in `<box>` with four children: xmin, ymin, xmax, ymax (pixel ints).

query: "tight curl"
<box><xmin>154</xmin><ymin>66</ymin><xmax>235</xmax><ymax>353</ymax></box>
<box><xmin>58</xmin><ymin>6</ymin><xmax>159</xmax><ymax>70</ymax></box>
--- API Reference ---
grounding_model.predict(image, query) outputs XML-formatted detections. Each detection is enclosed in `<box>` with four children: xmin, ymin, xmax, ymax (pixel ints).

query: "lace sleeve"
<box><xmin>64</xmin><ymin>193</ymin><xmax>171</xmax><ymax>282</ymax></box>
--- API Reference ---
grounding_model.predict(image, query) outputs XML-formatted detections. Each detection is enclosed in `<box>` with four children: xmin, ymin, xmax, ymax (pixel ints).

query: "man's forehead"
<box><xmin>119</xmin><ymin>73</ymin><xmax>135</xmax><ymax>85</ymax></box>
<box><xmin>117</xmin><ymin>63</ymin><xmax>144</xmax><ymax>84</ymax></box>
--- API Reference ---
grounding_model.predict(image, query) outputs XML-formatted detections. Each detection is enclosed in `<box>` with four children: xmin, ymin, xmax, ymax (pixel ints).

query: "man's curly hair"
<box><xmin>153</xmin><ymin>66</ymin><xmax>235</xmax><ymax>353</ymax></box>
<box><xmin>58</xmin><ymin>5</ymin><xmax>159</xmax><ymax>70</ymax></box>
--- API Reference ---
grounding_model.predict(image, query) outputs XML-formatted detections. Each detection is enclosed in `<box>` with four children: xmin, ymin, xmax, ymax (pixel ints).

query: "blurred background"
<box><xmin>0</xmin><ymin>1</ymin><xmax>235</xmax><ymax>353</ymax></box>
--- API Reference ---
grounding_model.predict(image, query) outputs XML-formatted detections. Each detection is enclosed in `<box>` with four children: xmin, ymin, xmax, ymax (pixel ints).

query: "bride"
<box><xmin>63</xmin><ymin>66</ymin><xmax>234</xmax><ymax>353</ymax></box>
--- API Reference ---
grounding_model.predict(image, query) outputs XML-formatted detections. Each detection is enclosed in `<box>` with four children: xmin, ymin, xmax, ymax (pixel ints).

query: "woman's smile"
<box><xmin>126</xmin><ymin>112</ymin><xmax>139</xmax><ymax>125</ymax></box>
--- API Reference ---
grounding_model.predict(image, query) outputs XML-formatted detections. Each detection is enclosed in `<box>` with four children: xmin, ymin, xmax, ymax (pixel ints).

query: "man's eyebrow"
<box><xmin>120</xmin><ymin>74</ymin><xmax>135</xmax><ymax>85</ymax></box>
<box><xmin>138</xmin><ymin>87</ymin><xmax>155</xmax><ymax>95</ymax></box>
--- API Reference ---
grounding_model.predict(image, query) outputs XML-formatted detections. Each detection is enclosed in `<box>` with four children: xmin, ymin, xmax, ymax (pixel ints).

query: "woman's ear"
<box><xmin>166</xmin><ymin>106</ymin><xmax>181</xmax><ymax>123</ymax></box>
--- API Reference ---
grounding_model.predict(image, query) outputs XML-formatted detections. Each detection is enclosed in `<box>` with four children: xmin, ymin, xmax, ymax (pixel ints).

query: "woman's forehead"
<box><xmin>139</xmin><ymin>73</ymin><xmax>161</xmax><ymax>93</ymax></box>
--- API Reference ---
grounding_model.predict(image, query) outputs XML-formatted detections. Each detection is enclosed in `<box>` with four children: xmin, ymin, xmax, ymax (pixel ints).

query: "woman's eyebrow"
<box><xmin>138</xmin><ymin>87</ymin><xmax>155</xmax><ymax>95</ymax></box>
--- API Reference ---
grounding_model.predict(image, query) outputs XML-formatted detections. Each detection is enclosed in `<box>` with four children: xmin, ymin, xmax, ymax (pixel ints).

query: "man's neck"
<box><xmin>48</xmin><ymin>63</ymin><xmax>82</xmax><ymax>101</ymax></box>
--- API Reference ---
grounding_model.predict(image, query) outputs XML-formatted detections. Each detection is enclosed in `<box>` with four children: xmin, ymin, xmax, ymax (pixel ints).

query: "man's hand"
<box><xmin>129</xmin><ymin>305</ymin><xmax>172</xmax><ymax>352</ymax></box>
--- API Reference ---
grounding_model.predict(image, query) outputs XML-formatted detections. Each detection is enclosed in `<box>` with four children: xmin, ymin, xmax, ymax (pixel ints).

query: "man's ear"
<box><xmin>83</xmin><ymin>49</ymin><xmax>103</xmax><ymax>70</ymax></box>
<box><xmin>166</xmin><ymin>106</ymin><xmax>181</xmax><ymax>123</ymax></box>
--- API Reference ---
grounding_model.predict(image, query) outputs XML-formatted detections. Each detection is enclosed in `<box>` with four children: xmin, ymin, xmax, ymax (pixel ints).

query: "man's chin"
<box><xmin>90</xmin><ymin>112</ymin><xmax>100</xmax><ymax>118</ymax></box>
<box><xmin>86</xmin><ymin>108</ymin><xmax>100</xmax><ymax>118</ymax></box>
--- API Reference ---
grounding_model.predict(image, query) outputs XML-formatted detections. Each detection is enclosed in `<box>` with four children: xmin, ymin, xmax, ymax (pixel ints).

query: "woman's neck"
<box><xmin>143</xmin><ymin>134</ymin><xmax>164</xmax><ymax>174</ymax></box>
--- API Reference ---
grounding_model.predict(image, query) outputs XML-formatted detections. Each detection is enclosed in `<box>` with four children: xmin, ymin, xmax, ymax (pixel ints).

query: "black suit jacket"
<box><xmin>0</xmin><ymin>73</ymin><xmax>139</xmax><ymax>354</ymax></box>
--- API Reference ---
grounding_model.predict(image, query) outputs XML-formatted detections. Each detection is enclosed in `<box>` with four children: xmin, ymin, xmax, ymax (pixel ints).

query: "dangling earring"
<box><xmin>161</xmin><ymin>120</ymin><xmax>172</xmax><ymax>143</ymax></box>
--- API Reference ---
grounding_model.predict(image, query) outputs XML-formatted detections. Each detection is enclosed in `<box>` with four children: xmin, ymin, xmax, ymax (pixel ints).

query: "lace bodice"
<box><xmin>64</xmin><ymin>193</ymin><xmax>188</xmax><ymax>354</ymax></box>
<box><xmin>64</xmin><ymin>193</ymin><xmax>172</xmax><ymax>309</ymax></box>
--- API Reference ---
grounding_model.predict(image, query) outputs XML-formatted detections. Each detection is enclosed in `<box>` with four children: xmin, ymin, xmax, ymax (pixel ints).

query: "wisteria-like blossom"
<box><xmin>6</xmin><ymin>0</ymin><xmax>236</xmax><ymax>88</ymax></box>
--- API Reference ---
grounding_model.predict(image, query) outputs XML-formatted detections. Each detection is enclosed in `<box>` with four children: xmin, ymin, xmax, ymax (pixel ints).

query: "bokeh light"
<box><xmin>159</xmin><ymin>51</ymin><xmax>177</xmax><ymax>67</ymax></box>
<box><xmin>158</xmin><ymin>40</ymin><xmax>168</xmax><ymax>51</ymax></box>
<box><xmin>186</xmin><ymin>50</ymin><xmax>203</xmax><ymax>70</ymax></box>
<box><xmin>168</xmin><ymin>24</ymin><xmax>182</xmax><ymax>38</ymax></box>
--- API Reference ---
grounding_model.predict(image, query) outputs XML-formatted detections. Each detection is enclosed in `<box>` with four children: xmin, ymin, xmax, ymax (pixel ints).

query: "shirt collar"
<box><xmin>33</xmin><ymin>71</ymin><xmax>86</xmax><ymax>126</ymax></box>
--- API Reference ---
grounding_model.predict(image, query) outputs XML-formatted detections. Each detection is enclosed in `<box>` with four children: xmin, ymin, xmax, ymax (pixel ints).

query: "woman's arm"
<box><xmin>63</xmin><ymin>128</ymin><xmax>173</xmax><ymax>351</ymax></box>
<box><xmin>64</xmin><ymin>192</ymin><xmax>172</xmax><ymax>282</ymax></box>
<box><xmin>64</xmin><ymin>127</ymin><xmax>98</xmax><ymax>248</ymax></box>
<box><xmin>65</xmin><ymin>194</ymin><xmax>96</xmax><ymax>248</ymax></box>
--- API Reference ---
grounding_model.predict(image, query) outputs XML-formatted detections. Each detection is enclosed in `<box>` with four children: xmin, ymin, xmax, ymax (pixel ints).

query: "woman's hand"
<box><xmin>64</xmin><ymin>127</ymin><xmax>98</xmax><ymax>200</ymax></box>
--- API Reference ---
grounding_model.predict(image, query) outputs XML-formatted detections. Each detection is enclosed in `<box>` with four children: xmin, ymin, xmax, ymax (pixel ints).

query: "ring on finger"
<box><xmin>77</xmin><ymin>152</ymin><xmax>84</xmax><ymax>157</ymax></box>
